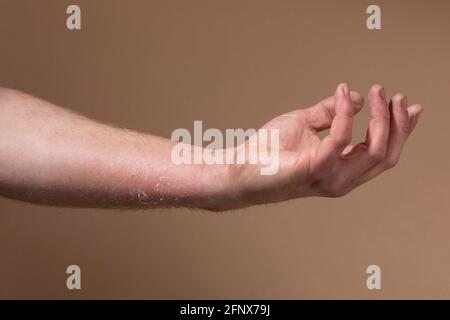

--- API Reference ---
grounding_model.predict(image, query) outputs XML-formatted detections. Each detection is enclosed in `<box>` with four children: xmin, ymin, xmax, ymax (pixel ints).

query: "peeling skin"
<box><xmin>0</xmin><ymin>88</ymin><xmax>226</xmax><ymax>210</ymax></box>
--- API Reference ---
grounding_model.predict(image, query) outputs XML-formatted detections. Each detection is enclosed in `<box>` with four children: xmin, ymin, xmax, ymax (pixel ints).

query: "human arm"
<box><xmin>0</xmin><ymin>84</ymin><xmax>422</xmax><ymax>211</ymax></box>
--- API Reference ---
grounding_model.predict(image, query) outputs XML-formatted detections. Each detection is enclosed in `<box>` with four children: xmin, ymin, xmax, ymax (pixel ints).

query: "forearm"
<box><xmin>0</xmin><ymin>88</ymin><xmax>232</xmax><ymax>210</ymax></box>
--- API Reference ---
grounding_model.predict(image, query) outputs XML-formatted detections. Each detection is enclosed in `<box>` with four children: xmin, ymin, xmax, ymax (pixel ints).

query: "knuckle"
<box><xmin>320</xmin><ymin>103</ymin><xmax>334</xmax><ymax>123</ymax></box>
<box><xmin>400</xmin><ymin>123</ymin><xmax>411</xmax><ymax>135</ymax></box>
<box><xmin>369</xmin><ymin>149</ymin><xmax>386</xmax><ymax>163</ymax></box>
<box><xmin>332</xmin><ymin>136</ymin><xmax>351</xmax><ymax>149</ymax></box>
<box><xmin>384</xmin><ymin>156</ymin><xmax>399</xmax><ymax>169</ymax></box>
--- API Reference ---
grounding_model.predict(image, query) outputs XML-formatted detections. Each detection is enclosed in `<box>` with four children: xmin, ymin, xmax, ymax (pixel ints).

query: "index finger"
<box><xmin>317</xmin><ymin>83</ymin><xmax>355</xmax><ymax>162</ymax></box>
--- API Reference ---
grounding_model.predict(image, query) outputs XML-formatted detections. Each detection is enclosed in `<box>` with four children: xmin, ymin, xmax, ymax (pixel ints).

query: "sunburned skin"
<box><xmin>0</xmin><ymin>84</ymin><xmax>423</xmax><ymax>211</ymax></box>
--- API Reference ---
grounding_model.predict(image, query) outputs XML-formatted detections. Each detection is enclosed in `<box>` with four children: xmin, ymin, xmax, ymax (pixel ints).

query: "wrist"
<box><xmin>199</xmin><ymin>151</ymin><xmax>269</xmax><ymax>211</ymax></box>
<box><xmin>198</xmin><ymin>162</ymin><xmax>240</xmax><ymax>211</ymax></box>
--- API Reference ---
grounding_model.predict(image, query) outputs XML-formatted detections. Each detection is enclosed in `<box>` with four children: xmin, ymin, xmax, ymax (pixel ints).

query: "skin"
<box><xmin>0</xmin><ymin>84</ymin><xmax>422</xmax><ymax>211</ymax></box>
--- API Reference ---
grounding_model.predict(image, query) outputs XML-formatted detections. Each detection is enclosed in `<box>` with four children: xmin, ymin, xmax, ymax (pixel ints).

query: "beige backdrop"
<box><xmin>0</xmin><ymin>0</ymin><xmax>449</xmax><ymax>299</ymax></box>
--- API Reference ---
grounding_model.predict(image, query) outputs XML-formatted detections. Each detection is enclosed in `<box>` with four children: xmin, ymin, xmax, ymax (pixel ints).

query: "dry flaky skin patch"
<box><xmin>133</xmin><ymin>161</ymin><xmax>191</xmax><ymax>208</ymax></box>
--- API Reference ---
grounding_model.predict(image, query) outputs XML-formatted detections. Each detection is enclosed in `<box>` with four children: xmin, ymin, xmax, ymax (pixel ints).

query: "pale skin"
<box><xmin>0</xmin><ymin>84</ymin><xmax>422</xmax><ymax>211</ymax></box>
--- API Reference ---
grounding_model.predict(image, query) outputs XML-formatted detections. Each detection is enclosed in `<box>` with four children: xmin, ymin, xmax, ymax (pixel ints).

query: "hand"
<box><xmin>220</xmin><ymin>84</ymin><xmax>423</xmax><ymax>210</ymax></box>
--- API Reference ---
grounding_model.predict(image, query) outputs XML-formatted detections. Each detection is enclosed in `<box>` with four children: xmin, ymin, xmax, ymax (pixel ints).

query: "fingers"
<box><xmin>352</xmin><ymin>96</ymin><xmax>423</xmax><ymax>186</ymax></box>
<box><xmin>384</xmin><ymin>95</ymin><xmax>410</xmax><ymax>166</ymax></box>
<box><xmin>365</xmin><ymin>85</ymin><xmax>391</xmax><ymax>160</ymax></box>
<box><xmin>340</xmin><ymin>85</ymin><xmax>390</xmax><ymax>172</ymax></box>
<box><xmin>407</xmin><ymin>104</ymin><xmax>423</xmax><ymax>132</ymax></box>
<box><xmin>317</xmin><ymin>83</ymin><xmax>355</xmax><ymax>161</ymax></box>
<box><xmin>304</xmin><ymin>90</ymin><xmax>364</xmax><ymax>132</ymax></box>
<box><xmin>306</xmin><ymin>84</ymin><xmax>423</xmax><ymax>198</ymax></box>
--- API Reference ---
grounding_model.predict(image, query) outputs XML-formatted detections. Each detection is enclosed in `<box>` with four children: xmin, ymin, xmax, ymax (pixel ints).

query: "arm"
<box><xmin>0</xmin><ymin>84</ymin><xmax>422</xmax><ymax>211</ymax></box>
<box><xmin>0</xmin><ymin>88</ymin><xmax>230</xmax><ymax>210</ymax></box>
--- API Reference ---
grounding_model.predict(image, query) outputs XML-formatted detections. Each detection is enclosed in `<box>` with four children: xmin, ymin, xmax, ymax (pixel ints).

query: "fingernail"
<box><xmin>379</xmin><ymin>87</ymin><xmax>385</xmax><ymax>99</ymax></box>
<box><xmin>401</xmin><ymin>96</ymin><xmax>408</xmax><ymax>109</ymax></box>
<box><xmin>342</xmin><ymin>84</ymin><xmax>349</xmax><ymax>97</ymax></box>
<box><xmin>412</xmin><ymin>104</ymin><xmax>424</xmax><ymax>119</ymax></box>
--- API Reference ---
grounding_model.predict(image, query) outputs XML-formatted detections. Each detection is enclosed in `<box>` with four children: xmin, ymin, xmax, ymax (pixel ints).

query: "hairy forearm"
<box><xmin>0</xmin><ymin>88</ymin><xmax>232</xmax><ymax>210</ymax></box>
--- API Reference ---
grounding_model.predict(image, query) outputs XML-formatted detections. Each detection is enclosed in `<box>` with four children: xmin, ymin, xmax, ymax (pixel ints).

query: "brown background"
<box><xmin>0</xmin><ymin>0</ymin><xmax>449</xmax><ymax>299</ymax></box>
